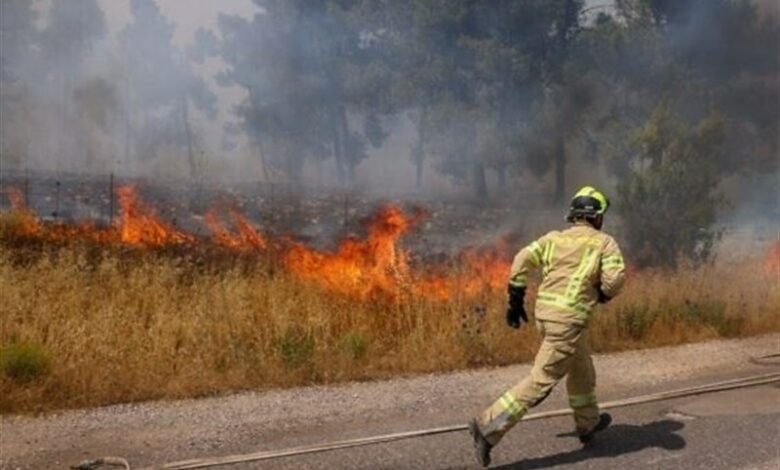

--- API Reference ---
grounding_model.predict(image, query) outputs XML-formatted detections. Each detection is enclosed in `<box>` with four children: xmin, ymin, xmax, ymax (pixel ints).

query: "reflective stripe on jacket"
<box><xmin>508</xmin><ymin>222</ymin><xmax>626</xmax><ymax>324</ymax></box>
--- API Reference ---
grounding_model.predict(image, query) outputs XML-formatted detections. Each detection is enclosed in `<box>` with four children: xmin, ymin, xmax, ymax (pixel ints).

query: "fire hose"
<box><xmin>72</xmin><ymin>356</ymin><xmax>780</xmax><ymax>470</ymax></box>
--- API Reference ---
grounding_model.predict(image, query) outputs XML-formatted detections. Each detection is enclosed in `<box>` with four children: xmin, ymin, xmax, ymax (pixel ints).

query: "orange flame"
<box><xmin>4</xmin><ymin>187</ymin><xmax>42</xmax><ymax>236</ymax></box>
<box><xmin>116</xmin><ymin>185</ymin><xmax>192</xmax><ymax>247</ymax></box>
<box><xmin>457</xmin><ymin>242</ymin><xmax>513</xmax><ymax>296</ymax></box>
<box><xmin>283</xmin><ymin>206</ymin><xmax>513</xmax><ymax>300</ymax></box>
<box><xmin>413</xmin><ymin>241</ymin><xmax>512</xmax><ymax>301</ymax></box>
<box><xmin>205</xmin><ymin>208</ymin><xmax>267</xmax><ymax>251</ymax></box>
<box><xmin>284</xmin><ymin>205</ymin><xmax>415</xmax><ymax>298</ymax></box>
<box><xmin>1</xmin><ymin>187</ymin><xmax>515</xmax><ymax>302</ymax></box>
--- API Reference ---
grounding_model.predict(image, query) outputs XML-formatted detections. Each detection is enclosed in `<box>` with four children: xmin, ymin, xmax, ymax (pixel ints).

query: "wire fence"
<box><xmin>0</xmin><ymin>168</ymin><xmax>567</xmax><ymax>250</ymax></box>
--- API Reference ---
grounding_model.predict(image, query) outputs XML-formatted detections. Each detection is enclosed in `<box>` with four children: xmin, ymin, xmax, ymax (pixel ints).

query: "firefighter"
<box><xmin>468</xmin><ymin>186</ymin><xmax>626</xmax><ymax>467</ymax></box>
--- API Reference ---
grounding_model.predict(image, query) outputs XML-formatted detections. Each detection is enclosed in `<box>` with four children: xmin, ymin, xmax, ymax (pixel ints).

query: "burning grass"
<box><xmin>0</xmin><ymin>188</ymin><xmax>778</xmax><ymax>413</ymax></box>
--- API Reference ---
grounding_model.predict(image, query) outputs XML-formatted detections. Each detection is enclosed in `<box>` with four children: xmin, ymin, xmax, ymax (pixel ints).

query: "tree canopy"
<box><xmin>0</xmin><ymin>0</ymin><xmax>776</xmax><ymax>266</ymax></box>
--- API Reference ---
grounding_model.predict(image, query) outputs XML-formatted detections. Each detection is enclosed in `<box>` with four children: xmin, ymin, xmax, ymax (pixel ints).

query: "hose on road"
<box><xmin>71</xmin><ymin>369</ymin><xmax>780</xmax><ymax>470</ymax></box>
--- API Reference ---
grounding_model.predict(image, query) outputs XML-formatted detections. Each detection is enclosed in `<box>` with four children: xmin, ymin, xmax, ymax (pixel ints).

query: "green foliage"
<box><xmin>339</xmin><ymin>331</ymin><xmax>368</xmax><ymax>360</ymax></box>
<box><xmin>617</xmin><ymin>105</ymin><xmax>724</xmax><ymax>268</ymax></box>
<box><xmin>616</xmin><ymin>304</ymin><xmax>654</xmax><ymax>341</ymax></box>
<box><xmin>276</xmin><ymin>326</ymin><xmax>315</xmax><ymax>369</ymax></box>
<box><xmin>3</xmin><ymin>0</ymin><xmax>776</xmax><ymax>207</ymax></box>
<box><xmin>616</xmin><ymin>297</ymin><xmax>742</xmax><ymax>341</ymax></box>
<box><xmin>1</xmin><ymin>341</ymin><xmax>50</xmax><ymax>383</ymax></box>
<box><xmin>673</xmin><ymin>299</ymin><xmax>743</xmax><ymax>337</ymax></box>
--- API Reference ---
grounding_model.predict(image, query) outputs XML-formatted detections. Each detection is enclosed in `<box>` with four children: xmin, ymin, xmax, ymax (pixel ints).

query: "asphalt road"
<box><xmin>2</xmin><ymin>335</ymin><xmax>779</xmax><ymax>470</ymax></box>
<box><xmin>256</xmin><ymin>385</ymin><xmax>780</xmax><ymax>470</ymax></box>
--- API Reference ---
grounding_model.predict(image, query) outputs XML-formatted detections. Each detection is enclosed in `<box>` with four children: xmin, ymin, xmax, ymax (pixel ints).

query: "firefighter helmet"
<box><xmin>566</xmin><ymin>186</ymin><xmax>610</xmax><ymax>223</ymax></box>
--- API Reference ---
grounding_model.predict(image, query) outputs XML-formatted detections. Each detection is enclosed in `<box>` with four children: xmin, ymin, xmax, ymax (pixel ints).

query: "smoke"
<box><xmin>0</xmin><ymin>0</ymin><xmax>776</xmax><ymax>249</ymax></box>
<box><xmin>0</xmin><ymin>0</ymin><xmax>254</xmax><ymax>182</ymax></box>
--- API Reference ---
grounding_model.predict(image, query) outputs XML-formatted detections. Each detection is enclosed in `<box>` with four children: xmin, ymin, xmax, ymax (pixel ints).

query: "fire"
<box><xmin>2</xmin><ymin>186</ymin><xmax>515</xmax><ymax>302</ymax></box>
<box><xmin>116</xmin><ymin>186</ymin><xmax>192</xmax><ymax>246</ymax></box>
<box><xmin>413</xmin><ymin>241</ymin><xmax>513</xmax><ymax>301</ymax></box>
<box><xmin>284</xmin><ymin>205</ymin><xmax>415</xmax><ymax>298</ymax></box>
<box><xmin>457</xmin><ymin>242</ymin><xmax>513</xmax><ymax>296</ymax></box>
<box><xmin>205</xmin><ymin>208</ymin><xmax>267</xmax><ymax>251</ymax></box>
<box><xmin>4</xmin><ymin>187</ymin><xmax>42</xmax><ymax>236</ymax></box>
<box><xmin>283</xmin><ymin>206</ymin><xmax>513</xmax><ymax>300</ymax></box>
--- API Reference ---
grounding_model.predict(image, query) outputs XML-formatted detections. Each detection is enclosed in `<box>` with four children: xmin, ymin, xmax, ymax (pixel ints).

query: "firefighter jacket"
<box><xmin>508</xmin><ymin>222</ymin><xmax>626</xmax><ymax>325</ymax></box>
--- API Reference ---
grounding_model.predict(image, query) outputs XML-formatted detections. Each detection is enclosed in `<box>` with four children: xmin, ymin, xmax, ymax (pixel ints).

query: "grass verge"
<box><xmin>1</xmin><ymin>240</ymin><xmax>777</xmax><ymax>414</ymax></box>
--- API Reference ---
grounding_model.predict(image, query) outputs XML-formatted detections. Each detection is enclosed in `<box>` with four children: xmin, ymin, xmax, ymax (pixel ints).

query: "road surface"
<box><xmin>2</xmin><ymin>334</ymin><xmax>779</xmax><ymax>469</ymax></box>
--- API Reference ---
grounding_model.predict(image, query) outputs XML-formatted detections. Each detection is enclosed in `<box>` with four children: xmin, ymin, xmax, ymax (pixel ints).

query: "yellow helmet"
<box><xmin>566</xmin><ymin>186</ymin><xmax>610</xmax><ymax>222</ymax></box>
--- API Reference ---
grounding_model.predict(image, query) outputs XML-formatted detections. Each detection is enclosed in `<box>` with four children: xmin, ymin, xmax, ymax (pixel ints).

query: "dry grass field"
<box><xmin>1</xmin><ymin>196</ymin><xmax>778</xmax><ymax>414</ymax></box>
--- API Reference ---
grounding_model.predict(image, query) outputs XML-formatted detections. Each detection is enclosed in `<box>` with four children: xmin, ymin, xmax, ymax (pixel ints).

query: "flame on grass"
<box><xmin>2</xmin><ymin>187</ymin><xmax>514</xmax><ymax>301</ymax></box>
<box><xmin>283</xmin><ymin>205</ymin><xmax>512</xmax><ymax>300</ymax></box>
<box><xmin>4</xmin><ymin>187</ymin><xmax>43</xmax><ymax>236</ymax></box>
<box><xmin>205</xmin><ymin>208</ymin><xmax>267</xmax><ymax>251</ymax></box>
<box><xmin>116</xmin><ymin>186</ymin><xmax>192</xmax><ymax>246</ymax></box>
<box><xmin>283</xmin><ymin>205</ymin><xmax>417</xmax><ymax>298</ymax></box>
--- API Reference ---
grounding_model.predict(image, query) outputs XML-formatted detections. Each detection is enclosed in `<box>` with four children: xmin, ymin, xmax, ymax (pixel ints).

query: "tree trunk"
<box><xmin>331</xmin><ymin>105</ymin><xmax>346</xmax><ymax>185</ymax></box>
<box><xmin>412</xmin><ymin>110</ymin><xmax>427</xmax><ymax>191</ymax></box>
<box><xmin>180</xmin><ymin>96</ymin><xmax>198</xmax><ymax>181</ymax></box>
<box><xmin>123</xmin><ymin>74</ymin><xmax>132</xmax><ymax>175</ymax></box>
<box><xmin>285</xmin><ymin>145</ymin><xmax>300</xmax><ymax>185</ymax></box>
<box><xmin>332</xmin><ymin>133</ymin><xmax>346</xmax><ymax>185</ymax></box>
<box><xmin>256</xmin><ymin>137</ymin><xmax>270</xmax><ymax>181</ymax></box>
<box><xmin>337</xmin><ymin>105</ymin><xmax>354</xmax><ymax>185</ymax></box>
<box><xmin>248</xmin><ymin>88</ymin><xmax>270</xmax><ymax>182</ymax></box>
<box><xmin>496</xmin><ymin>161</ymin><xmax>507</xmax><ymax>189</ymax></box>
<box><xmin>554</xmin><ymin>136</ymin><xmax>566</xmax><ymax>203</ymax></box>
<box><xmin>414</xmin><ymin>147</ymin><xmax>424</xmax><ymax>191</ymax></box>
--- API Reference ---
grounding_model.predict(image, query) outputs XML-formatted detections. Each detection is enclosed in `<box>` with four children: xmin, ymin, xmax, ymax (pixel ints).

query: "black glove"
<box><xmin>597</xmin><ymin>288</ymin><xmax>611</xmax><ymax>304</ymax></box>
<box><xmin>506</xmin><ymin>285</ymin><xmax>528</xmax><ymax>329</ymax></box>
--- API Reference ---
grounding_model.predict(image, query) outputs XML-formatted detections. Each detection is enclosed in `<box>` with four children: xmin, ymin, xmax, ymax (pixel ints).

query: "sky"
<box><xmin>95</xmin><ymin>0</ymin><xmax>257</xmax><ymax>47</ymax></box>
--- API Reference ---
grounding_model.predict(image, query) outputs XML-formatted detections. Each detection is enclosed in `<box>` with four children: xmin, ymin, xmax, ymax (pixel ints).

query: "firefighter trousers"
<box><xmin>477</xmin><ymin>319</ymin><xmax>599</xmax><ymax>446</ymax></box>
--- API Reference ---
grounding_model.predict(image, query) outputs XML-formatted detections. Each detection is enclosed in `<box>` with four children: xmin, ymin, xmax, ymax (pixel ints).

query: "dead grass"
<box><xmin>1</xmin><ymin>239</ymin><xmax>778</xmax><ymax>414</ymax></box>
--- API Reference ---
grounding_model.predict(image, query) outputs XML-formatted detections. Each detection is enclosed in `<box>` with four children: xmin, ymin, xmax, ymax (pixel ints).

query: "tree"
<box><xmin>208</xmin><ymin>0</ymin><xmax>388</xmax><ymax>185</ymax></box>
<box><xmin>0</xmin><ymin>0</ymin><xmax>38</xmax><ymax>83</ymax></box>
<box><xmin>119</xmin><ymin>0</ymin><xmax>217</xmax><ymax>179</ymax></box>
<box><xmin>618</xmin><ymin>105</ymin><xmax>725</xmax><ymax>268</ymax></box>
<box><xmin>585</xmin><ymin>0</ymin><xmax>777</xmax><ymax>199</ymax></box>
<box><xmin>0</xmin><ymin>0</ymin><xmax>39</xmax><ymax>168</ymax></box>
<box><xmin>39</xmin><ymin>0</ymin><xmax>106</xmax><ymax>78</ymax></box>
<box><xmin>357</xmin><ymin>0</ymin><xmax>579</xmax><ymax>198</ymax></box>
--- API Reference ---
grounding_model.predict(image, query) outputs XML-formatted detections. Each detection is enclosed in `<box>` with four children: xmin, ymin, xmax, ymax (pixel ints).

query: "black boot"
<box><xmin>468</xmin><ymin>419</ymin><xmax>493</xmax><ymax>467</ymax></box>
<box><xmin>579</xmin><ymin>413</ymin><xmax>612</xmax><ymax>445</ymax></box>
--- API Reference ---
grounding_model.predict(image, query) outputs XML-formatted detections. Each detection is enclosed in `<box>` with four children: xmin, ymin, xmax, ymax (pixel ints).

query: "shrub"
<box><xmin>339</xmin><ymin>331</ymin><xmax>368</xmax><ymax>360</ymax></box>
<box><xmin>616</xmin><ymin>304</ymin><xmax>654</xmax><ymax>341</ymax></box>
<box><xmin>677</xmin><ymin>299</ymin><xmax>743</xmax><ymax>337</ymax></box>
<box><xmin>1</xmin><ymin>341</ymin><xmax>50</xmax><ymax>383</ymax></box>
<box><xmin>276</xmin><ymin>326</ymin><xmax>314</xmax><ymax>369</ymax></box>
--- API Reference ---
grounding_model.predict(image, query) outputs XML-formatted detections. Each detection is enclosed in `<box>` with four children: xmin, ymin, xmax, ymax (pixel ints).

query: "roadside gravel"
<box><xmin>2</xmin><ymin>333</ymin><xmax>778</xmax><ymax>469</ymax></box>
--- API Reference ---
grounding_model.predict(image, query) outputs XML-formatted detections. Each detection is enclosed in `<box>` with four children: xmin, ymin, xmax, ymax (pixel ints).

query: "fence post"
<box><xmin>23</xmin><ymin>168</ymin><xmax>29</xmax><ymax>206</ymax></box>
<box><xmin>109</xmin><ymin>173</ymin><xmax>114</xmax><ymax>226</ymax></box>
<box><xmin>54</xmin><ymin>180</ymin><xmax>61</xmax><ymax>220</ymax></box>
<box><xmin>343</xmin><ymin>192</ymin><xmax>349</xmax><ymax>227</ymax></box>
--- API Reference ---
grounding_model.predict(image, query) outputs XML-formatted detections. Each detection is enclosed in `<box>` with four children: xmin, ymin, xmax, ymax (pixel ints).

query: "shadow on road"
<box><xmin>493</xmin><ymin>419</ymin><xmax>686</xmax><ymax>470</ymax></box>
